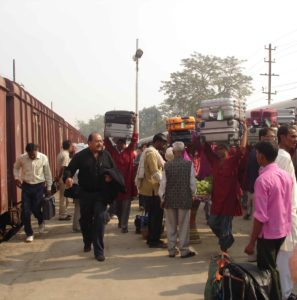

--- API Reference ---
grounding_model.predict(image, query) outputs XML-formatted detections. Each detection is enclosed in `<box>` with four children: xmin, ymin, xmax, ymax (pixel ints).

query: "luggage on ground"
<box><xmin>42</xmin><ymin>196</ymin><xmax>56</xmax><ymax>220</ymax></box>
<box><xmin>204</xmin><ymin>253</ymin><xmax>232</xmax><ymax>300</ymax></box>
<box><xmin>222</xmin><ymin>262</ymin><xmax>271</xmax><ymax>300</ymax></box>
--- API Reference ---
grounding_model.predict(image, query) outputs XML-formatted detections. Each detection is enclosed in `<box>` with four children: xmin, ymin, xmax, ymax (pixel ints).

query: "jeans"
<box><xmin>79</xmin><ymin>190</ymin><xmax>107</xmax><ymax>257</ymax></box>
<box><xmin>208</xmin><ymin>214</ymin><xmax>234</xmax><ymax>251</ymax></box>
<box><xmin>143</xmin><ymin>195</ymin><xmax>164</xmax><ymax>245</ymax></box>
<box><xmin>21</xmin><ymin>182</ymin><xmax>45</xmax><ymax>236</ymax></box>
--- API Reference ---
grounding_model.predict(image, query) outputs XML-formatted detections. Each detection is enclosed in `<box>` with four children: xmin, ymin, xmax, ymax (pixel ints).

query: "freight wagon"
<box><xmin>0</xmin><ymin>76</ymin><xmax>86</xmax><ymax>240</ymax></box>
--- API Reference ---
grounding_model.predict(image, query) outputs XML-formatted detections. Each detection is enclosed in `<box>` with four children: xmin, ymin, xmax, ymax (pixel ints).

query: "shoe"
<box><xmin>121</xmin><ymin>228</ymin><xmax>128</xmax><ymax>233</ymax></box>
<box><xmin>25</xmin><ymin>235</ymin><xmax>34</xmax><ymax>242</ymax></box>
<box><xmin>288</xmin><ymin>293</ymin><xmax>297</xmax><ymax>300</ymax></box>
<box><xmin>38</xmin><ymin>222</ymin><xmax>45</xmax><ymax>234</ymax></box>
<box><xmin>84</xmin><ymin>244</ymin><xmax>92</xmax><ymax>252</ymax></box>
<box><xmin>168</xmin><ymin>249</ymin><xmax>179</xmax><ymax>258</ymax></box>
<box><xmin>181</xmin><ymin>251</ymin><xmax>196</xmax><ymax>258</ymax></box>
<box><xmin>149</xmin><ymin>242</ymin><xmax>167</xmax><ymax>249</ymax></box>
<box><xmin>95</xmin><ymin>255</ymin><xmax>105</xmax><ymax>262</ymax></box>
<box><xmin>59</xmin><ymin>215</ymin><xmax>71</xmax><ymax>221</ymax></box>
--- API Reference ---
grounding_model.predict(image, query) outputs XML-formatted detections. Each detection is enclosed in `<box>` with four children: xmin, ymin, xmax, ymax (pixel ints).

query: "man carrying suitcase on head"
<box><xmin>104</xmin><ymin>115</ymin><xmax>138</xmax><ymax>233</ymax></box>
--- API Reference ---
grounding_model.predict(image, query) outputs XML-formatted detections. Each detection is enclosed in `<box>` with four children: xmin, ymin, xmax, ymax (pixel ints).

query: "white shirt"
<box><xmin>158</xmin><ymin>163</ymin><xmax>197</xmax><ymax>200</ymax></box>
<box><xmin>275</xmin><ymin>148</ymin><xmax>297</xmax><ymax>251</ymax></box>
<box><xmin>13</xmin><ymin>152</ymin><xmax>52</xmax><ymax>190</ymax></box>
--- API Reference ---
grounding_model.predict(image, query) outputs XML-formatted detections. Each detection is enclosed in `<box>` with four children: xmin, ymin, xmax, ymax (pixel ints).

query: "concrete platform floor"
<box><xmin>0</xmin><ymin>201</ymin><xmax>258</xmax><ymax>300</ymax></box>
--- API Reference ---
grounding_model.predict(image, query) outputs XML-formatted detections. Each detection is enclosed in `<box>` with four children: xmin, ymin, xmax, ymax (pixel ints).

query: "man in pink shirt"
<box><xmin>245</xmin><ymin>141</ymin><xmax>293</xmax><ymax>300</ymax></box>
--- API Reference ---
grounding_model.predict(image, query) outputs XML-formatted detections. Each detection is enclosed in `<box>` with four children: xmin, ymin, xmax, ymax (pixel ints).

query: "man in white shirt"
<box><xmin>13</xmin><ymin>143</ymin><xmax>52</xmax><ymax>242</ymax></box>
<box><xmin>275</xmin><ymin>126</ymin><xmax>297</xmax><ymax>300</ymax></box>
<box><xmin>56</xmin><ymin>140</ymin><xmax>74</xmax><ymax>220</ymax></box>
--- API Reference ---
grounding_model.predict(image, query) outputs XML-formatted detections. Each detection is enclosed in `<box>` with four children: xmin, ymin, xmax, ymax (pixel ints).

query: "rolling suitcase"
<box><xmin>104</xmin><ymin>110</ymin><xmax>135</xmax><ymax>125</ymax></box>
<box><xmin>250</xmin><ymin>108</ymin><xmax>277</xmax><ymax>126</ymax></box>
<box><xmin>199</xmin><ymin>120</ymin><xmax>239</xmax><ymax>130</ymax></box>
<box><xmin>200</xmin><ymin>97</ymin><xmax>246</xmax><ymax>109</ymax></box>
<box><xmin>202</xmin><ymin>106</ymin><xmax>245</xmax><ymax>121</ymax></box>
<box><xmin>170</xmin><ymin>130</ymin><xmax>193</xmax><ymax>143</ymax></box>
<box><xmin>166</xmin><ymin>116</ymin><xmax>195</xmax><ymax>132</ymax></box>
<box><xmin>104</xmin><ymin>123</ymin><xmax>133</xmax><ymax>139</ymax></box>
<box><xmin>277</xmin><ymin>108</ymin><xmax>295</xmax><ymax>124</ymax></box>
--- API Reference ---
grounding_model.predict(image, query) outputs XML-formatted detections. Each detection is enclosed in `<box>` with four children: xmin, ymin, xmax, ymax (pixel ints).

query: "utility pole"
<box><xmin>13</xmin><ymin>59</ymin><xmax>16</xmax><ymax>82</ymax></box>
<box><xmin>260</xmin><ymin>43</ymin><xmax>279</xmax><ymax>105</ymax></box>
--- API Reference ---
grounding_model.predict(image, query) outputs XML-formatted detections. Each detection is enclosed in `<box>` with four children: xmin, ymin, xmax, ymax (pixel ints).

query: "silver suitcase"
<box><xmin>248</xmin><ymin>127</ymin><xmax>278</xmax><ymax>145</ymax></box>
<box><xmin>202</xmin><ymin>106</ymin><xmax>245</xmax><ymax>121</ymax></box>
<box><xmin>104</xmin><ymin>123</ymin><xmax>133</xmax><ymax>139</ymax></box>
<box><xmin>200</xmin><ymin>128</ymin><xmax>240</xmax><ymax>143</ymax></box>
<box><xmin>200</xmin><ymin>97</ymin><xmax>246</xmax><ymax>108</ymax></box>
<box><xmin>198</xmin><ymin>120</ymin><xmax>239</xmax><ymax>130</ymax></box>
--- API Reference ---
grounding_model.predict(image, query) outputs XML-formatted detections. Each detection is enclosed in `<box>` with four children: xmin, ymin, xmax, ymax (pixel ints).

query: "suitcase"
<box><xmin>42</xmin><ymin>196</ymin><xmax>56</xmax><ymax>220</ymax></box>
<box><xmin>277</xmin><ymin>116</ymin><xmax>295</xmax><ymax>124</ymax></box>
<box><xmin>222</xmin><ymin>263</ymin><xmax>271</xmax><ymax>300</ymax></box>
<box><xmin>199</xmin><ymin>120</ymin><xmax>239</xmax><ymax>130</ymax></box>
<box><xmin>248</xmin><ymin>127</ymin><xmax>278</xmax><ymax>145</ymax></box>
<box><xmin>250</xmin><ymin>108</ymin><xmax>277</xmax><ymax>126</ymax></box>
<box><xmin>104</xmin><ymin>110</ymin><xmax>135</xmax><ymax>125</ymax></box>
<box><xmin>200</xmin><ymin>97</ymin><xmax>246</xmax><ymax>109</ymax></box>
<box><xmin>170</xmin><ymin>130</ymin><xmax>193</xmax><ymax>143</ymax></box>
<box><xmin>166</xmin><ymin>116</ymin><xmax>195</xmax><ymax>132</ymax></box>
<box><xmin>202</xmin><ymin>106</ymin><xmax>246</xmax><ymax>121</ymax></box>
<box><xmin>277</xmin><ymin>108</ymin><xmax>295</xmax><ymax>124</ymax></box>
<box><xmin>104</xmin><ymin>123</ymin><xmax>133</xmax><ymax>139</ymax></box>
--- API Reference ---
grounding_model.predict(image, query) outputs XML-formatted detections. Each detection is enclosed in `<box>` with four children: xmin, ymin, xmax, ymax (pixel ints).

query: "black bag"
<box><xmin>104</xmin><ymin>110</ymin><xmax>135</xmax><ymax>125</ymax></box>
<box><xmin>42</xmin><ymin>196</ymin><xmax>56</xmax><ymax>220</ymax></box>
<box><xmin>51</xmin><ymin>181</ymin><xmax>59</xmax><ymax>194</ymax></box>
<box><xmin>222</xmin><ymin>263</ymin><xmax>271</xmax><ymax>300</ymax></box>
<box><xmin>134</xmin><ymin>214</ymin><xmax>148</xmax><ymax>234</ymax></box>
<box><xmin>9</xmin><ymin>207</ymin><xmax>22</xmax><ymax>227</ymax></box>
<box><xmin>64</xmin><ymin>184</ymin><xmax>80</xmax><ymax>199</ymax></box>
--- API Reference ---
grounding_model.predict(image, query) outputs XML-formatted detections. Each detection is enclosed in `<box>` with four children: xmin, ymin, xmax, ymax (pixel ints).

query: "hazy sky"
<box><xmin>1</xmin><ymin>0</ymin><xmax>297</xmax><ymax>127</ymax></box>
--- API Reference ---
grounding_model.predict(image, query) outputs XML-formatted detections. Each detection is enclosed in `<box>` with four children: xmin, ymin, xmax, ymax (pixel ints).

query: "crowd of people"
<box><xmin>13</xmin><ymin>116</ymin><xmax>297</xmax><ymax>300</ymax></box>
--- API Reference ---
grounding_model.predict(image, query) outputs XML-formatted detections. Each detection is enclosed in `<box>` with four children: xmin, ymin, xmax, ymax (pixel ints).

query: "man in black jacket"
<box><xmin>64</xmin><ymin>132</ymin><xmax>124</xmax><ymax>262</ymax></box>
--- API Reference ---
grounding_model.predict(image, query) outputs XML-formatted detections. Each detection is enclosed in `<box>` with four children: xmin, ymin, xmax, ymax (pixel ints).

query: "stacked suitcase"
<box><xmin>277</xmin><ymin>108</ymin><xmax>295</xmax><ymax>125</ymax></box>
<box><xmin>198</xmin><ymin>98</ymin><xmax>246</xmax><ymax>144</ymax></box>
<box><xmin>166</xmin><ymin>116</ymin><xmax>195</xmax><ymax>143</ymax></box>
<box><xmin>104</xmin><ymin>110</ymin><xmax>135</xmax><ymax>139</ymax></box>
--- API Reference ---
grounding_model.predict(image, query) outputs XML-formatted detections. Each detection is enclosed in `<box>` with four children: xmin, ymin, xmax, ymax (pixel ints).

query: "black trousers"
<box><xmin>79</xmin><ymin>191</ymin><xmax>107</xmax><ymax>257</ymax></box>
<box><xmin>143</xmin><ymin>195</ymin><xmax>164</xmax><ymax>246</ymax></box>
<box><xmin>257</xmin><ymin>237</ymin><xmax>285</xmax><ymax>300</ymax></box>
<box><xmin>21</xmin><ymin>182</ymin><xmax>44</xmax><ymax>236</ymax></box>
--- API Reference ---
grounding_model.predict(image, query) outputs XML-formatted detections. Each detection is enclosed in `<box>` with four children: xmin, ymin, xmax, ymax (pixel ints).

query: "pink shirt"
<box><xmin>254</xmin><ymin>163</ymin><xmax>292</xmax><ymax>239</ymax></box>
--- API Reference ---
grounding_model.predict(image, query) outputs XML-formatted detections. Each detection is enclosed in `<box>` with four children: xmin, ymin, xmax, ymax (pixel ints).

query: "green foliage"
<box><xmin>139</xmin><ymin>106</ymin><xmax>165</xmax><ymax>139</ymax></box>
<box><xmin>75</xmin><ymin>114</ymin><xmax>104</xmax><ymax>137</ymax></box>
<box><xmin>159</xmin><ymin>52</ymin><xmax>253</xmax><ymax>116</ymax></box>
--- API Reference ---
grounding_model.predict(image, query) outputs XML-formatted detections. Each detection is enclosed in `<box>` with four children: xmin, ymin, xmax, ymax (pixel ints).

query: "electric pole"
<box><xmin>260</xmin><ymin>44</ymin><xmax>279</xmax><ymax>105</ymax></box>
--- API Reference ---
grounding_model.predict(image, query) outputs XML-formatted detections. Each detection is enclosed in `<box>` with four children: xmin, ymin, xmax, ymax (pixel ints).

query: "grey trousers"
<box><xmin>165</xmin><ymin>208</ymin><xmax>191</xmax><ymax>256</ymax></box>
<box><xmin>58</xmin><ymin>179</ymin><xmax>69</xmax><ymax>218</ymax></box>
<box><xmin>114</xmin><ymin>199</ymin><xmax>131</xmax><ymax>230</ymax></box>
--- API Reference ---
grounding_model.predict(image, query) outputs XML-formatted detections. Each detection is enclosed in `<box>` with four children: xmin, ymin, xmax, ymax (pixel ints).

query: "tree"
<box><xmin>76</xmin><ymin>114</ymin><xmax>105</xmax><ymax>137</ymax></box>
<box><xmin>139</xmin><ymin>106</ymin><xmax>166</xmax><ymax>139</ymax></box>
<box><xmin>159</xmin><ymin>52</ymin><xmax>253</xmax><ymax>116</ymax></box>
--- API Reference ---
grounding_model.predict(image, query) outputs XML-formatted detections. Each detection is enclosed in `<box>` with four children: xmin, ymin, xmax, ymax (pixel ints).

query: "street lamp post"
<box><xmin>133</xmin><ymin>38</ymin><xmax>143</xmax><ymax>132</ymax></box>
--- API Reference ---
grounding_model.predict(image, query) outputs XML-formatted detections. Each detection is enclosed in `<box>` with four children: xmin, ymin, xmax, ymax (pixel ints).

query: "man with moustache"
<box><xmin>63</xmin><ymin>132</ymin><xmax>118</xmax><ymax>262</ymax></box>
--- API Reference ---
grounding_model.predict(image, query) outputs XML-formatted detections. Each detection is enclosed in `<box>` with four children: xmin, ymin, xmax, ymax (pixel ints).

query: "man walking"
<box><xmin>13</xmin><ymin>143</ymin><xmax>52</xmax><ymax>242</ymax></box>
<box><xmin>56</xmin><ymin>139</ymin><xmax>74</xmax><ymax>221</ymax></box>
<box><xmin>136</xmin><ymin>133</ymin><xmax>167</xmax><ymax>248</ymax></box>
<box><xmin>64</xmin><ymin>132</ymin><xmax>123</xmax><ymax>262</ymax></box>
<box><xmin>275</xmin><ymin>125</ymin><xmax>297</xmax><ymax>300</ymax></box>
<box><xmin>159</xmin><ymin>141</ymin><xmax>196</xmax><ymax>258</ymax></box>
<box><xmin>104</xmin><ymin>116</ymin><xmax>138</xmax><ymax>233</ymax></box>
<box><xmin>245</xmin><ymin>141</ymin><xmax>293</xmax><ymax>300</ymax></box>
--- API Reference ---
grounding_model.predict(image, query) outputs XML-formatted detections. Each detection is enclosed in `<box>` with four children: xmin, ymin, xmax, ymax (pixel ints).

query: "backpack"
<box><xmin>222</xmin><ymin>262</ymin><xmax>271</xmax><ymax>300</ymax></box>
<box><xmin>204</xmin><ymin>253</ymin><xmax>232</xmax><ymax>300</ymax></box>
